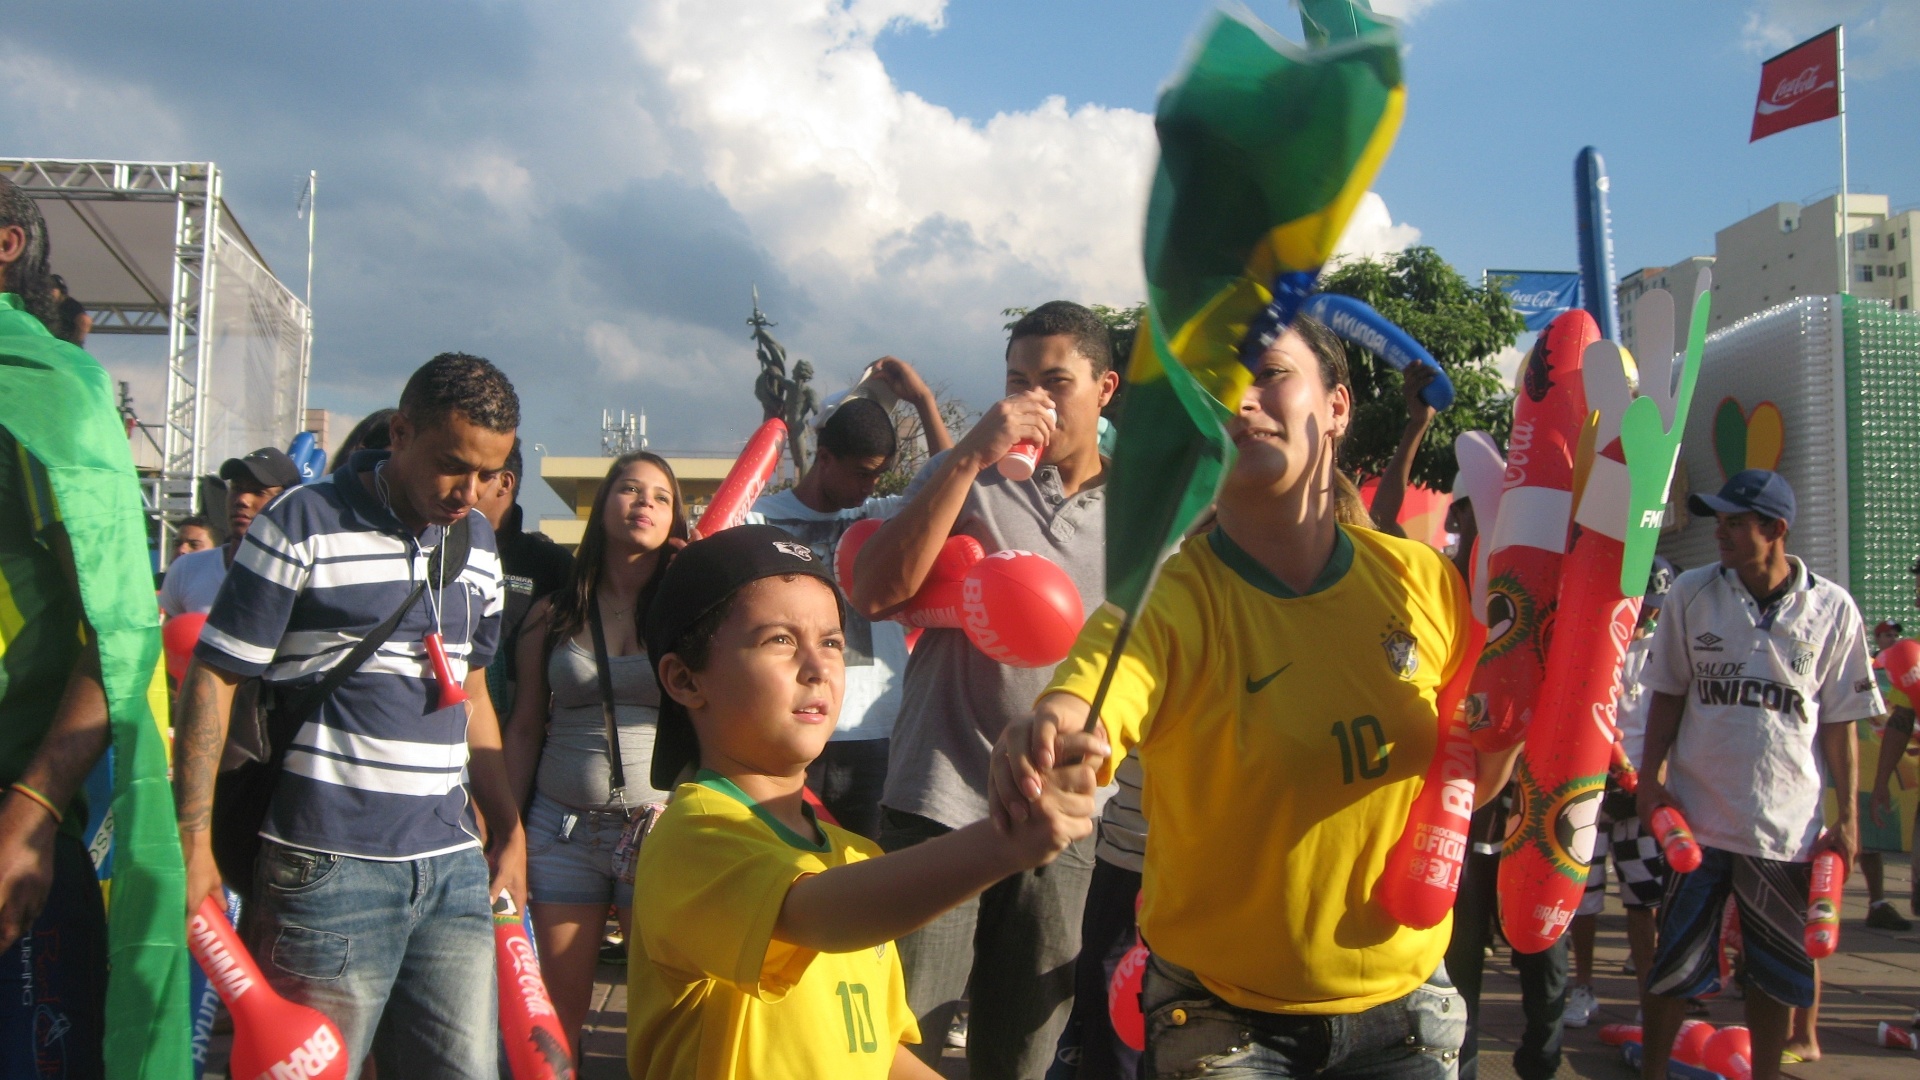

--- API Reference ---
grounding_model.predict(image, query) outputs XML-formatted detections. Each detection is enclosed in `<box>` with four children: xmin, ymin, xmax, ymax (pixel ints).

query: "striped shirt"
<box><xmin>195</xmin><ymin>452</ymin><xmax>504</xmax><ymax>861</ymax></box>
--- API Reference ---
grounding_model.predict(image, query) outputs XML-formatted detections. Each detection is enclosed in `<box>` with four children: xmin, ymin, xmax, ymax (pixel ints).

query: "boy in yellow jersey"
<box><xmin>991</xmin><ymin>317</ymin><xmax>1517</xmax><ymax>1079</ymax></box>
<box><xmin>629</xmin><ymin>524</ymin><xmax>1105</xmax><ymax>1079</ymax></box>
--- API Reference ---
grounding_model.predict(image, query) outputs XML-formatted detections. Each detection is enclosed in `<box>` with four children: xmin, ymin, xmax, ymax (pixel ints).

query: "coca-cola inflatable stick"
<box><xmin>1466</xmin><ymin>310</ymin><xmax>1594</xmax><ymax>753</ymax></box>
<box><xmin>692</xmin><ymin>419</ymin><xmax>787</xmax><ymax>538</ymax></box>
<box><xmin>495</xmin><ymin>894</ymin><xmax>576</xmax><ymax>1080</ymax></box>
<box><xmin>1499</xmin><ymin>284</ymin><xmax>1708</xmax><ymax>953</ymax></box>
<box><xmin>186</xmin><ymin>896</ymin><xmax>348</xmax><ymax>1080</ymax></box>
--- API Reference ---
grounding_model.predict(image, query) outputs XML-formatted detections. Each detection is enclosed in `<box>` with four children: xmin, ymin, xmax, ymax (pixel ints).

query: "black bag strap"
<box><xmin>587</xmin><ymin>591</ymin><xmax>629</xmax><ymax>804</ymax></box>
<box><xmin>267</xmin><ymin>516</ymin><xmax>474</xmax><ymax>753</ymax></box>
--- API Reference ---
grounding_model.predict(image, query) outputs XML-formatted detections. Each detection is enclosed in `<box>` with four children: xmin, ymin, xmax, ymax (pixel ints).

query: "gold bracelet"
<box><xmin>9</xmin><ymin>782</ymin><xmax>63</xmax><ymax>826</ymax></box>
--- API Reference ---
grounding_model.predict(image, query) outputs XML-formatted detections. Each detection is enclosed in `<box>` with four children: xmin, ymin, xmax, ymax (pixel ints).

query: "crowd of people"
<box><xmin>0</xmin><ymin>170</ymin><xmax>1916</xmax><ymax>1080</ymax></box>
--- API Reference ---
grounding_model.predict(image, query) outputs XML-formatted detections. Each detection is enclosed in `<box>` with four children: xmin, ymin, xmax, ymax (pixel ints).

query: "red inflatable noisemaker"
<box><xmin>1649</xmin><ymin>806</ymin><xmax>1702</xmax><ymax>874</ymax></box>
<box><xmin>494</xmin><ymin>894</ymin><xmax>576</xmax><ymax>1080</ymax></box>
<box><xmin>693</xmin><ymin>419</ymin><xmax>787</xmax><ymax>538</ymax></box>
<box><xmin>1804</xmin><ymin>848</ymin><xmax>1846</xmax><ymax>959</ymax></box>
<box><xmin>424</xmin><ymin>632</ymin><xmax>469</xmax><ymax>710</ymax></box>
<box><xmin>187</xmin><ymin>895</ymin><xmax>347</xmax><ymax>1080</ymax></box>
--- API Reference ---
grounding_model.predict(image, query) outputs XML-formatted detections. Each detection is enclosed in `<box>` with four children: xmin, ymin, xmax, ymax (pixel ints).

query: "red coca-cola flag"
<box><xmin>1750</xmin><ymin>27</ymin><xmax>1840</xmax><ymax>142</ymax></box>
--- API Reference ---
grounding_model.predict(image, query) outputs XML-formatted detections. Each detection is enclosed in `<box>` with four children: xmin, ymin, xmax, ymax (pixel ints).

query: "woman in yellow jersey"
<box><xmin>627</xmin><ymin>525</ymin><xmax>1106</xmax><ymax>1080</ymax></box>
<box><xmin>992</xmin><ymin>315</ymin><xmax>1516</xmax><ymax>1079</ymax></box>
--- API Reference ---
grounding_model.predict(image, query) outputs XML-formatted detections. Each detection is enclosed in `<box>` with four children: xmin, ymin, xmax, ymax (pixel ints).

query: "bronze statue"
<box><xmin>747</xmin><ymin>289</ymin><xmax>818</xmax><ymax>473</ymax></box>
<box><xmin>783</xmin><ymin>359</ymin><xmax>819</xmax><ymax>474</ymax></box>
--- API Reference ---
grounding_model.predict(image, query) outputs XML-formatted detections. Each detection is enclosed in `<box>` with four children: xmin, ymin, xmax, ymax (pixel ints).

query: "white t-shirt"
<box><xmin>1615</xmin><ymin>634</ymin><xmax>1655</xmax><ymax>769</ymax></box>
<box><xmin>1642</xmin><ymin>559</ymin><xmax>1883</xmax><ymax>862</ymax></box>
<box><xmin>159</xmin><ymin>546</ymin><xmax>229</xmax><ymax>618</ymax></box>
<box><xmin>747</xmin><ymin>489</ymin><xmax>910</xmax><ymax>741</ymax></box>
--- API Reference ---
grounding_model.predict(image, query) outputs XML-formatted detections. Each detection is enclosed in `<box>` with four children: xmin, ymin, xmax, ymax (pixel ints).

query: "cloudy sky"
<box><xmin>5</xmin><ymin>0</ymin><xmax>1917</xmax><ymax>519</ymax></box>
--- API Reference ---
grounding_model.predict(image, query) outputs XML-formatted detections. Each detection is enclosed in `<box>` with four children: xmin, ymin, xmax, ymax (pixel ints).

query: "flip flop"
<box><xmin>1781</xmin><ymin>1050</ymin><xmax>1808</xmax><ymax>1064</ymax></box>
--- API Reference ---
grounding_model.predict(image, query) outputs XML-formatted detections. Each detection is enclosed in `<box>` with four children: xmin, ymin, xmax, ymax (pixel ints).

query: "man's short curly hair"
<box><xmin>398</xmin><ymin>352</ymin><xmax>520</xmax><ymax>434</ymax></box>
<box><xmin>1006</xmin><ymin>300</ymin><xmax>1114</xmax><ymax>375</ymax></box>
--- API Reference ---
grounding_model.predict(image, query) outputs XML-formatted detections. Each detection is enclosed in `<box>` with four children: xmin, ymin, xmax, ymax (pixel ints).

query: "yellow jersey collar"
<box><xmin>1208</xmin><ymin>525</ymin><xmax>1354</xmax><ymax>599</ymax></box>
<box><xmin>694</xmin><ymin>769</ymin><xmax>831</xmax><ymax>852</ymax></box>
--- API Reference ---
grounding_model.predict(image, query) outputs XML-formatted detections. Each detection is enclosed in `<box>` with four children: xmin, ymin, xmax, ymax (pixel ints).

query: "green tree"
<box><xmin>1318</xmin><ymin>246</ymin><xmax>1524</xmax><ymax>490</ymax></box>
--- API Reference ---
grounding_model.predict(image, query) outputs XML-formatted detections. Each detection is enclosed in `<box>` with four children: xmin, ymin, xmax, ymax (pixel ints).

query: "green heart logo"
<box><xmin>1711</xmin><ymin>397</ymin><xmax>1785</xmax><ymax>479</ymax></box>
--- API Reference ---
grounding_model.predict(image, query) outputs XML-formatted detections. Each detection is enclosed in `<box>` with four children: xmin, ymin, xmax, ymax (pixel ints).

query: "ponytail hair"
<box><xmin>1288</xmin><ymin>314</ymin><xmax>1374</xmax><ymax>530</ymax></box>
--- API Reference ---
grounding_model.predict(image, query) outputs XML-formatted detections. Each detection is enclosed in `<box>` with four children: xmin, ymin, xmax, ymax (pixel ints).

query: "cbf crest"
<box><xmin>1381</xmin><ymin>624</ymin><xmax>1419</xmax><ymax>681</ymax></box>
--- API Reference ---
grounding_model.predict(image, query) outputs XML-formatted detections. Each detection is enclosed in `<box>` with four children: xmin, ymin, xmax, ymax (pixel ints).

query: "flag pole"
<box><xmin>1836</xmin><ymin>25</ymin><xmax>1850</xmax><ymax>296</ymax></box>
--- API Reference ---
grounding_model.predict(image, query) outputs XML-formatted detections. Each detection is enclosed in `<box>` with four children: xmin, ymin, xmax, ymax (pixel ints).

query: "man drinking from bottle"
<box><xmin>1634</xmin><ymin>470</ymin><xmax>1880</xmax><ymax>1080</ymax></box>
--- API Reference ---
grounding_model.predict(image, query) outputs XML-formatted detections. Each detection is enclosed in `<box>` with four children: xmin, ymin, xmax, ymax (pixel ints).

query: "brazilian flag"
<box><xmin>0</xmin><ymin>295</ymin><xmax>190</xmax><ymax>1078</ymax></box>
<box><xmin>1105</xmin><ymin>0</ymin><xmax>1406</xmax><ymax>618</ymax></box>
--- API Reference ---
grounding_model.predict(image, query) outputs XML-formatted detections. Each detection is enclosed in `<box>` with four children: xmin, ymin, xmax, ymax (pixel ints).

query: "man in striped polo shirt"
<box><xmin>173</xmin><ymin>354</ymin><xmax>527</xmax><ymax>1075</ymax></box>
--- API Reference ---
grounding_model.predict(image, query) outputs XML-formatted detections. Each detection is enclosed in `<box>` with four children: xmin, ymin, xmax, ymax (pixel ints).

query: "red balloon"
<box><xmin>1703</xmin><ymin>1025</ymin><xmax>1752</xmax><ymax>1080</ymax></box>
<box><xmin>835</xmin><ymin>518</ymin><xmax>884</xmax><ymax>593</ymax></box>
<box><xmin>1672</xmin><ymin>1020</ymin><xmax>1715</xmax><ymax>1067</ymax></box>
<box><xmin>163</xmin><ymin>613</ymin><xmax>208</xmax><ymax>680</ymax></box>
<box><xmin>188</xmin><ymin>896</ymin><xmax>348</xmax><ymax>1079</ymax></box>
<box><xmin>961</xmin><ymin>551</ymin><xmax>1083</xmax><ymax>668</ymax></box>
<box><xmin>1108</xmin><ymin>940</ymin><xmax>1149</xmax><ymax>1052</ymax></box>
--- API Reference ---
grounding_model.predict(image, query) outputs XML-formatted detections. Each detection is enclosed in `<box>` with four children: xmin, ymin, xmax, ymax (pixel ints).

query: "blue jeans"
<box><xmin>244</xmin><ymin>840</ymin><xmax>497</xmax><ymax>1080</ymax></box>
<box><xmin>1140</xmin><ymin>955</ymin><xmax>1464</xmax><ymax>1080</ymax></box>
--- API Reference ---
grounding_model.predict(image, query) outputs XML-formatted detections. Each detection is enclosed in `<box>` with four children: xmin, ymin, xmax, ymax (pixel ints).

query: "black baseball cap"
<box><xmin>642</xmin><ymin>524</ymin><xmax>844</xmax><ymax>791</ymax></box>
<box><xmin>219</xmin><ymin>446</ymin><xmax>302</xmax><ymax>489</ymax></box>
<box><xmin>1687</xmin><ymin>468</ymin><xmax>1796</xmax><ymax>528</ymax></box>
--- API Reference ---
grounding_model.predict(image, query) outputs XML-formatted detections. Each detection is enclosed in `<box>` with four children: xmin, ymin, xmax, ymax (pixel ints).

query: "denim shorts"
<box><xmin>525</xmin><ymin>790</ymin><xmax>636</xmax><ymax>908</ymax></box>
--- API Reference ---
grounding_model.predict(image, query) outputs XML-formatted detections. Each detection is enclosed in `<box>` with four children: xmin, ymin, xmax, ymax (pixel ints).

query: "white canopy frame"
<box><xmin>1</xmin><ymin>158</ymin><xmax>313</xmax><ymax>563</ymax></box>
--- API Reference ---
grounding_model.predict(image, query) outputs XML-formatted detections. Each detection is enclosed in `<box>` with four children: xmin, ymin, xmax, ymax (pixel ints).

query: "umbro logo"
<box><xmin>1694</xmin><ymin>632</ymin><xmax>1724</xmax><ymax>652</ymax></box>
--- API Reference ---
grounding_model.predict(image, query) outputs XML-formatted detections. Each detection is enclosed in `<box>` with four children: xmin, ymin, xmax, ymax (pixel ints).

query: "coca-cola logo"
<box><xmin>1758</xmin><ymin>64</ymin><xmax>1835</xmax><ymax>114</ymax></box>
<box><xmin>1509</xmin><ymin>290</ymin><xmax>1562</xmax><ymax>308</ymax></box>
<box><xmin>506</xmin><ymin>937</ymin><xmax>558</xmax><ymax>1018</ymax></box>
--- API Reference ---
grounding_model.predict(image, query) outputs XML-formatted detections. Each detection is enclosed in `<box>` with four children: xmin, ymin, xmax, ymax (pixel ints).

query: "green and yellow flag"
<box><xmin>0</xmin><ymin>295</ymin><xmax>190</xmax><ymax>1078</ymax></box>
<box><xmin>1106</xmin><ymin>1</ymin><xmax>1405</xmax><ymax>617</ymax></box>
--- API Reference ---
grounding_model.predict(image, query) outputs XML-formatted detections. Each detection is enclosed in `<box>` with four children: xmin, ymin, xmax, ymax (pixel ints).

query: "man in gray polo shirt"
<box><xmin>851</xmin><ymin>301</ymin><xmax>1117</xmax><ymax>1078</ymax></box>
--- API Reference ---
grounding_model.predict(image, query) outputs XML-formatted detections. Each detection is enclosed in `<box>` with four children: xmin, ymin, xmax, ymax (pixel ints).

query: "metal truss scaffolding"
<box><xmin>1</xmin><ymin>159</ymin><xmax>312</xmax><ymax>563</ymax></box>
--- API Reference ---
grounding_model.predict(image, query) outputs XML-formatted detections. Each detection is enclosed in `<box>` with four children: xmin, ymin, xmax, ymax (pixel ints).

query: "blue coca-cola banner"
<box><xmin>1487</xmin><ymin>270</ymin><xmax>1583</xmax><ymax>332</ymax></box>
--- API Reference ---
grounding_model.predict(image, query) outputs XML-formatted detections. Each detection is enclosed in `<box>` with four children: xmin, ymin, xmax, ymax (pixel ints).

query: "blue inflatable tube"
<box><xmin>1298</xmin><ymin>293</ymin><xmax>1454</xmax><ymax>410</ymax></box>
<box><xmin>1575</xmin><ymin>147</ymin><xmax>1621</xmax><ymax>343</ymax></box>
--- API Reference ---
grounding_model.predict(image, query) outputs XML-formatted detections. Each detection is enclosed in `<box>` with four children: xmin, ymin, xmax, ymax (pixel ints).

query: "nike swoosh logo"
<box><xmin>1245</xmin><ymin>662</ymin><xmax>1293</xmax><ymax>694</ymax></box>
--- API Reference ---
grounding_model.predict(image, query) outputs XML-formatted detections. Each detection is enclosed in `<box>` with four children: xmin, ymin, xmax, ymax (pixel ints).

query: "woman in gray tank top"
<box><xmin>503</xmin><ymin>452</ymin><xmax>686</xmax><ymax>1057</ymax></box>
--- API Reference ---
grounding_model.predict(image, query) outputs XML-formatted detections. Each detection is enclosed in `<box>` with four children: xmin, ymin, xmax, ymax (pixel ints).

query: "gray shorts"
<box><xmin>524</xmin><ymin>790</ymin><xmax>635</xmax><ymax>908</ymax></box>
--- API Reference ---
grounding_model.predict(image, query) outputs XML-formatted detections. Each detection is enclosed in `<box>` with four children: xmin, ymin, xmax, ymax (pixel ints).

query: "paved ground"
<box><xmin>210</xmin><ymin>853</ymin><xmax>1919</xmax><ymax>1078</ymax></box>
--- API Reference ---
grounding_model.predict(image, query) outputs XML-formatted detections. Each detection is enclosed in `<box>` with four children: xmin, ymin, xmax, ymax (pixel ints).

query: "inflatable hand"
<box><xmin>1616</xmin><ymin>276</ymin><xmax>1707</xmax><ymax>596</ymax></box>
<box><xmin>693</xmin><ymin>419</ymin><xmax>787</xmax><ymax>538</ymax></box>
<box><xmin>1649</xmin><ymin>806</ymin><xmax>1703</xmax><ymax>873</ymax></box>
<box><xmin>163</xmin><ymin>612</ymin><xmax>208</xmax><ymax>681</ymax></box>
<box><xmin>1468</xmin><ymin>310</ymin><xmax>1593</xmax><ymax>753</ymax></box>
<box><xmin>187</xmin><ymin>896</ymin><xmax>347</xmax><ymax>1079</ymax></box>
<box><xmin>1451</xmin><ymin>430</ymin><xmax>1506</xmax><ymax>623</ymax></box>
<box><xmin>834</xmin><ymin>518</ymin><xmax>883</xmax><ymax>595</ymax></box>
<box><xmin>494</xmin><ymin>895</ymin><xmax>576</xmax><ymax>1080</ymax></box>
<box><xmin>898</xmin><ymin>537</ymin><xmax>986</xmax><ymax>629</ymax></box>
<box><xmin>1804</xmin><ymin>848</ymin><xmax>1846</xmax><ymax>959</ymax></box>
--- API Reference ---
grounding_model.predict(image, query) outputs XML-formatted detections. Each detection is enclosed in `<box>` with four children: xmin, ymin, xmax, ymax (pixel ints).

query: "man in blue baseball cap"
<box><xmin>1635</xmin><ymin>469</ymin><xmax>1883</xmax><ymax>1077</ymax></box>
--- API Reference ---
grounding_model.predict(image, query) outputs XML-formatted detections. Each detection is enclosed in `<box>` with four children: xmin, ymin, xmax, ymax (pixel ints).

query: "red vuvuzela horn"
<box><xmin>693</xmin><ymin>419</ymin><xmax>787</xmax><ymax>539</ymax></box>
<box><xmin>1378</xmin><ymin>620</ymin><xmax>1487</xmax><ymax>928</ymax></box>
<box><xmin>495</xmin><ymin>895</ymin><xmax>576</xmax><ymax>1080</ymax></box>
<box><xmin>187</xmin><ymin>895</ymin><xmax>347</xmax><ymax>1080</ymax></box>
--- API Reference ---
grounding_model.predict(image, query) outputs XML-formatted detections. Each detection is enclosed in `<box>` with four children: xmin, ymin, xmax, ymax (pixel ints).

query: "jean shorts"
<box><xmin>525</xmin><ymin>790</ymin><xmax>636</xmax><ymax>908</ymax></box>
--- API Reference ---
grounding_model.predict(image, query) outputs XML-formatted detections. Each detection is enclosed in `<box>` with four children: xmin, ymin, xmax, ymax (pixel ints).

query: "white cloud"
<box><xmin>0</xmin><ymin>41</ymin><xmax>186</xmax><ymax>157</ymax></box>
<box><xmin>1741</xmin><ymin>0</ymin><xmax>1919</xmax><ymax>77</ymax></box>
<box><xmin>1334</xmin><ymin>191</ymin><xmax>1423</xmax><ymax>261</ymax></box>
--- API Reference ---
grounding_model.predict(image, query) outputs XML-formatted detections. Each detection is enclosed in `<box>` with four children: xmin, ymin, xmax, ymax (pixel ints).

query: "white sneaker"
<box><xmin>1564</xmin><ymin>984</ymin><xmax>1598</xmax><ymax>1028</ymax></box>
<box><xmin>944</xmin><ymin>1015</ymin><xmax>968</xmax><ymax>1049</ymax></box>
